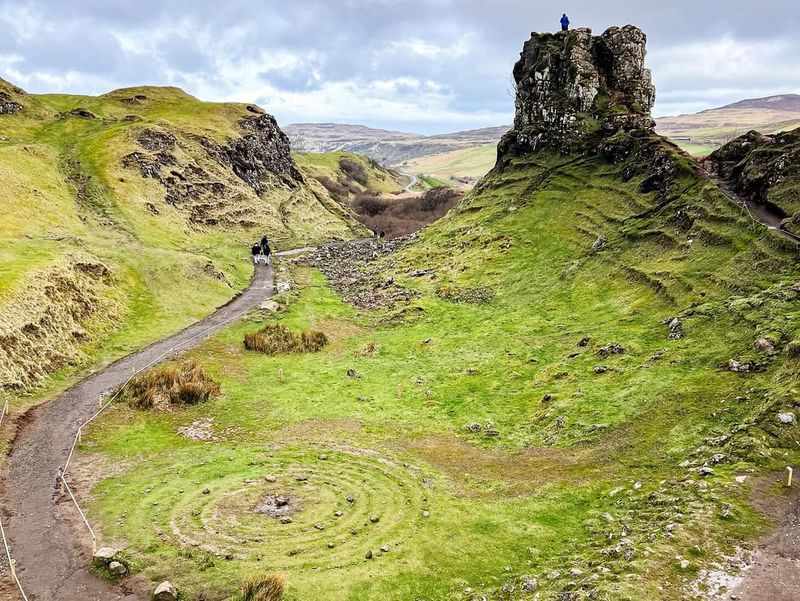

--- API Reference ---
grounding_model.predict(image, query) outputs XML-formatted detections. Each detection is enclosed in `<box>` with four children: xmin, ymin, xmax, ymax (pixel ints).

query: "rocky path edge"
<box><xmin>0</xmin><ymin>254</ymin><xmax>290</xmax><ymax>601</ymax></box>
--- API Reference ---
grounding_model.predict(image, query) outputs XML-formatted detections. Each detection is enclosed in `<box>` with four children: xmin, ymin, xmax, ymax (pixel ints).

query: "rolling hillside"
<box><xmin>73</xmin><ymin>25</ymin><xmax>800</xmax><ymax>601</ymax></box>
<box><xmin>0</xmin><ymin>77</ymin><xmax>363</xmax><ymax>400</ymax></box>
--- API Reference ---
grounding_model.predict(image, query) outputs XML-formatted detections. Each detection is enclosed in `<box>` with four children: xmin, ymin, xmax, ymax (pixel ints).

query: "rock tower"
<box><xmin>499</xmin><ymin>25</ymin><xmax>656</xmax><ymax>159</ymax></box>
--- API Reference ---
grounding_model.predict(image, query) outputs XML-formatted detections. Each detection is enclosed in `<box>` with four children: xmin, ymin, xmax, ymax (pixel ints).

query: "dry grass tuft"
<box><xmin>244</xmin><ymin>324</ymin><xmax>328</xmax><ymax>355</ymax></box>
<box><xmin>122</xmin><ymin>362</ymin><xmax>221</xmax><ymax>410</ymax></box>
<box><xmin>357</xmin><ymin>341</ymin><xmax>380</xmax><ymax>356</ymax></box>
<box><xmin>238</xmin><ymin>573</ymin><xmax>286</xmax><ymax>601</ymax></box>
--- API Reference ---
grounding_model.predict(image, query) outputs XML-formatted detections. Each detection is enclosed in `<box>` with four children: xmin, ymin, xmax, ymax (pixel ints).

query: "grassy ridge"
<box><xmin>0</xmin><ymin>80</ymin><xmax>360</xmax><ymax>404</ymax></box>
<box><xmin>81</xmin><ymin>148</ymin><xmax>800</xmax><ymax>599</ymax></box>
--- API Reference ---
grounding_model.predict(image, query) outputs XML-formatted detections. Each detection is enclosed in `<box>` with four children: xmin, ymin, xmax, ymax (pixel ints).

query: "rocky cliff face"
<box><xmin>499</xmin><ymin>25</ymin><xmax>656</xmax><ymax>159</ymax></box>
<box><xmin>707</xmin><ymin>128</ymin><xmax>800</xmax><ymax>236</ymax></box>
<box><xmin>0</xmin><ymin>78</ymin><xmax>25</xmax><ymax>114</ymax></box>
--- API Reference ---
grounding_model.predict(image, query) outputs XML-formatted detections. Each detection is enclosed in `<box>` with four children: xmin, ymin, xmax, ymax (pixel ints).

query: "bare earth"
<box><xmin>0</xmin><ymin>261</ymin><xmax>274</xmax><ymax>601</ymax></box>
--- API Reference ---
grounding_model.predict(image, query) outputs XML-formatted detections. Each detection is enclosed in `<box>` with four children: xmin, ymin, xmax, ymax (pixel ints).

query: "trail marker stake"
<box><xmin>279</xmin><ymin>368</ymin><xmax>285</xmax><ymax>383</ymax></box>
<box><xmin>397</xmin><ymin>384</ymin><xmax>403</xmax><ymax>398</ymax></box>
<box><xmin>788</xmin><ymin>466</ymin><xmax>794</xmax><ymax>487</ymax></box>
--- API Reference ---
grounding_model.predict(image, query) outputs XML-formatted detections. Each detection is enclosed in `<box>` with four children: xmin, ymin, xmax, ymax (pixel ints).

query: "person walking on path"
<box><xmin>260</xmin><ymin>236</ymin><xmax>272</xmax><ymax>265</ymax></box>
<box><xmin>251</xmin><ymin>243</ymin><xmax>262</xmax><ymax>265</ymax></box>
<box><xmin>561</xmin><ymin>14</ymin><xmax>570</xmax><ymax>31</ymax></box>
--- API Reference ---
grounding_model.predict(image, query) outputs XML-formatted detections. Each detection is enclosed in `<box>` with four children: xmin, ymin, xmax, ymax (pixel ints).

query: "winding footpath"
<box><xmin>1</xmin><ymin>259</ymin><xmax>280</xmax><ymax>600</ymax></box>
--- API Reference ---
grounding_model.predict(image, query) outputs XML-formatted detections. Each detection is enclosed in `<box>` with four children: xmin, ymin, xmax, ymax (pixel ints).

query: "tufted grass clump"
<box><xmin>236</xmin><ymin>573</ymin><xmax>286</xmax><ymax>601</ymax></box>
<box><xmin>121</xmin><ymin>362</ymin><xmax>220</xmax><ymax>410</ymax></box>
<box><xmin>244</xmin><ymin>324</ymin><xmax>328</xmax><ymax>355</ymax></box>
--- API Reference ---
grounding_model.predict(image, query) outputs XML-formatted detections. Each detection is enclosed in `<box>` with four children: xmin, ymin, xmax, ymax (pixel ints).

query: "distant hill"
<box><xmin>284</xmin><ymin>122</ymin><xmax>509</xmax><ymax>165</ymax></box>
<box><xmin>655</xmin><ymin>93</ymin><xmax>800</xmax><ymax>155</ymax></box>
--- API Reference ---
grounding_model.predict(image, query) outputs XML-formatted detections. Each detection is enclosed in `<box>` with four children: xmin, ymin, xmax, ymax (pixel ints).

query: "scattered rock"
<box><xmin>591</xmin><ymin>236</ymin><xmax>606</xmax><ymax>252</ymax></box>
<box><xmin>466</xmin><ymin>422</ymin><xmax>482</xmax><ymax>433</ymax></box>
<box><xmin>346</xmin><ymin>496</ymin><xmax>355</xmax><ymax>503</ymax></box>
<box><xmin>314</xmin><ymin>523</ymin><xmax>325</xmax><ymax>530</ymax></box>
<box><xmin>280</xmin><ymin>517</ymin><xmax>293</xmax><ymax>524</ymax></box>
<box><xmin>177</xmin><ymin>417</ymin><xmax>219</xmax><ymax>442</ymax></box>
<box><xmin>555</xmin><ymin>416</ymin><xmax>566</xmax><ymax>429</ymax></box>
<box><xmin>668</xmin><ymin>318</ymin><xmax>683</xmax><ymax>340</ymax></box>
<box><xmin>380</xmin><ymin>545</ymin><xmax>390</xmax><ymax>553</ymax></box>
<box><xmin>734</xmin><ymin>475</ymin><xmax>748</xmax><ymax>484</ymax></box>
<box><xmin>334</xmin><ymin>511</ymin><xmax>344</xmax><ymax>517</ymax></box>
<box><xmin>521</xmin><ymin>577</ymin><xmax>538</xmax><ymax>592</ymax></box>
<box><xmin>710</xmin><ymin>453</ymin><xmax>726</xmax><ymax>464</ymax></box>
<box><xmin>547</xmin><ymin>570</ymin><xmax>561</xmax><ymax>580</ymax></box>
<box><xmin>698</xmin><ymin>467</ymin><xmax>715</xmax><ymax>477</ymax></box>
<box><xmin>202</xmin><ymin>488</ymin><xmax>210</xmax><ymax>495</ymax></box>
<box><xmin>370</xmin><ymin>515</ymin><xmax>380</xmax><ymax>523</ymax></box>
<box><xmin>153</xmin><ymin>581</ymin><xmax>177</xmax><ymax>601</ymax></box>
<box><xmin>318</xmin><ymin>454</ymin><xmax>328</xmax><ymax>460</ymax></box>
<box><xmin>93</xmin><ymin>547</ymin><xmax>119</xmax><ymax>563</ymax></box>
<box><xmin>593</xmin><ymin>365</ymin><xmax>608</xmax><ymax>374</ymax></box>
<box><xmin>578</xmin><ymin>337</ymin><xmax>590</xmax><ymax>347</ymax></box>
<box><xmin>328</xmin><ymin>542</ymin><xmax>335</xmax><ymax>548</ymax></box>
<box><xmin>755</xmin><ymin>337</ymin><xmax>775</xmax><ymax>352</ymax></box>
<box><xmin>346</xmin><ymin>369</ymin><xmax>363</xmax><ymax>379</ymax></box>
<box><xmin>597</xmin><ymin>343</ymin><xmax>625</xmax><ymax>357</ymax></box>
<box><xmin>422</xmin><ymin>511</ymin><xmax>431</xmax><ymax>518</ymax></box>
<box><xmin>777</xmin><ymin>412</ymin><xmax>796</xmax><ymax>424</ymax></box>
<box><xmin>728</xmin><ymin>359</ymin><xmax>753</xmax><ymax>373</ymax></box>
<box><xmin>365</xmin><ymin>550</ymin><xmax>373</xmax><ymax>560</ymax></box>
<box><xmin>260</xmin><ymin>300</ymin><xmax>281</xmax><ymax>312</ymax></box>
<box><xmin>542</xmin><ymin>393</ymin><xmax>555</xmax><ymax>403</ymax></box>
<box><xmin>569</xmin><ymin>568</ymin><xmax>583</xmax><ymax>576</ymax></box>
<box><xmin>108</xmin><ymin>561</ymin><xmax>127</xmax><ymax>576</ymax></box>
<box><xmin>265</xmin><ymin>475</ymin><xmax>277</xmax><ymax>483</ymax></box>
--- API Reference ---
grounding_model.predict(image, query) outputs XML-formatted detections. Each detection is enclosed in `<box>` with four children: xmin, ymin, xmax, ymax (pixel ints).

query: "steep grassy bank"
<box><xmin>0</xmin><ymin>78</ymin><xmax>363</xmax><ymax>406</ymax></box>
<box><xmin>80</xmin><ymin>143</ymin><xmax>800</xmax><ymax>599</ymax></box>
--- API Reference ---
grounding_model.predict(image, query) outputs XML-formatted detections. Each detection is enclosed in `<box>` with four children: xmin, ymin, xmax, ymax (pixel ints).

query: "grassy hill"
<box><xmin>656</xmin><ymin>94</ymin><xmax>800</xmax><ymax>156</ymax></box>
<box><xmin>293</xmin><ymin>151</ymin><xmax>404</xmax><ymax>197</ymax></box>
<box><xmin>0</xmin><ymin>78</ymin><xmax>363</xmax><ymax>403</ymax></box>
<box><xmin>78</xmin><ymin>131</ymin><xmax>800</xmax><ymax>600</ymax></box>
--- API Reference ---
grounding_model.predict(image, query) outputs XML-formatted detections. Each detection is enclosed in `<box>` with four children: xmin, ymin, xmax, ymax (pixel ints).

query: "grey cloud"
<box><xmin>0</xmin><ymin>0</ymin><xmax>797</xmax><ymax>132</ymax></box>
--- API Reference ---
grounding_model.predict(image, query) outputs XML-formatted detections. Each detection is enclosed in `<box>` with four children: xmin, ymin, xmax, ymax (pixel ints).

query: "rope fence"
<box><xmin>1</xmin><ymin>247</ymin><xmax>320</xmax><ymax>597</ymax></box>
<box><xmin>1</xmin><ymin>396</ymin><xmax>30</xmax><ymax>600</ymax></box>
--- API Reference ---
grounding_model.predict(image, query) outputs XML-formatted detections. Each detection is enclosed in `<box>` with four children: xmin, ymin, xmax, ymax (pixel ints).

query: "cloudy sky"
<box><xmin>1</xmin><ymin>0</ymin><xmax>798</xmax><ymax>134</ymax></box>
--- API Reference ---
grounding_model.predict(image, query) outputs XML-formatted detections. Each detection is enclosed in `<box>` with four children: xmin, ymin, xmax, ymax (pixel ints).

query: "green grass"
<box><xmin>403</xmin><ymin>144</ymin><xmax>497</xmax><ymax>186</ymax></box>
<box><xmin>81</xmin><ymin>150</ymin><xmax>800</xmax><ymax>600</ymax></box>
<box><xmin>0</xmin><ymin>81</ymin><xmax>360</xmax><ymax>409</ymax></box>
<box><xmin>294</xmin><ymin>151</ymin><xmax>403</xmax><ymax>195</ymax></box>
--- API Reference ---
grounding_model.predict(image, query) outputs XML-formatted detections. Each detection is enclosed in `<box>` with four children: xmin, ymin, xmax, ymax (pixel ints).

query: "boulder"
<box><xmin>108</xmin><ymin>561</ymin><xmax>127</xmax><ymax>576</ymax></box>
<box><xmin>153</xmin><ymin>581</ymin><xmax>177</xmax><ymax>601</ymax></box>
<box><xmin>755</xmin><ymin>337</ymin><xmax>775</xmax><ymax>352</ymax></box>
<box><xmin>92</xmin><ymin>547</ymin><xmax>119</xmax><ymax>563</ymax></box>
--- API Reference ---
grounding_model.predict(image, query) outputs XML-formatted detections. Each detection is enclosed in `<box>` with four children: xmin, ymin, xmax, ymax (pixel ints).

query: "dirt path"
<box><xmin>0</xmin><ymin>260</ymin><xmax>277</xmax><ymax>601</ymax></box>
<box><xmin>702</xmin><ymin>167</ymin><xmax>800</xmax><ymax>245</ymax></box>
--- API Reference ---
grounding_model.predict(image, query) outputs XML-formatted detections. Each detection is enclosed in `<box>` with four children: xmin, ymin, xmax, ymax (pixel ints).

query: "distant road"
<box><xmin>398</xmin><ymin>172</ymin><xmax>418</xmax><ymax>193</ymax></box>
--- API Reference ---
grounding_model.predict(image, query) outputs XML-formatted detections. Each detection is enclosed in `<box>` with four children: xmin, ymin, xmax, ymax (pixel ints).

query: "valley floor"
<box><xmin>5</xmin><ymin>152</ymin><xmax>800</xmax><ymax>601</ymax></box>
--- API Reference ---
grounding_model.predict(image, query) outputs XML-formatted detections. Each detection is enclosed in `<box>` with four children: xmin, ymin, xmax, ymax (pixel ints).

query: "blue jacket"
<box><xmin>561</xmin><ymin>15</ymin><xmax>570</xmax><ymax>26</ymax></box>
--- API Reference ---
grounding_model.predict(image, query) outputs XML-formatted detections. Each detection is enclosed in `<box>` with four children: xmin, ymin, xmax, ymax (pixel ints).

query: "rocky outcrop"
<box><xmin>707</xmin><ymin>128</ymin><xmax>800</xmax><ymax>235</ymax></box>
<box><xmin>225</xmin><ymin>112</ymin><xmax>304</xmax><ymax>192</ymax></box>
<box><xmin>121</xmin><ymin>112</ymin><xmax>305</xmax><ymax>228</ymax></box>
<box><xmin>0</xmin><ymin>78</ymin><xmax>26</xmax><ymax>114</ymax></box>
<box><xmin>498</xmin><ymin>25</ymin><xmax>656</xmax><ymax>159</ymax></box>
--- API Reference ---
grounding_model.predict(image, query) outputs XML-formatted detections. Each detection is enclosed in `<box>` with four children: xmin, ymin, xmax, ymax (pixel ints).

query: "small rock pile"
<box><xmin>309</xmin><ymin>237</ymin><xmax>417</xmax><ymax>309</ymax></box>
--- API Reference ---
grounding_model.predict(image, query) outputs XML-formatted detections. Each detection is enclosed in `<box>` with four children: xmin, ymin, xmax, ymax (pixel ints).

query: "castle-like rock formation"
<box><xmin>499</xmin><ymin>25</ymin><xmax>656</xmax><ymax>159</ymax></box>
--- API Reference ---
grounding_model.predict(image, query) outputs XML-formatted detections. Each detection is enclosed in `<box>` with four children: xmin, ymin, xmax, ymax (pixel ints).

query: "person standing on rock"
<box><xmin>251</xmin><ymin>243</ymin><xmax>262</xmax><ymax>265</ymax></box>
<box><xmin>260</xmin><ymin>236</ymin><xmax>271</xmax><ymax>265</ymax></box>
<box><xmin>561</xmin><ymin>13</ymin><xmax>570</xmax><ymax>31</ymax></box>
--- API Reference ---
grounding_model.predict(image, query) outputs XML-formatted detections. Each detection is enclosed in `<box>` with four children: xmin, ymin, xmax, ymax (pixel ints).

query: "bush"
<box><xmin>237</xmin><ymin>573</ymin><xmax>285</xmax><ymax>601</ymax></box>
<box><xmin>351</xmin><ymin>187</ymin><xmax>462</xmax><ymax>238</ymax></box>
<box><xmin>339</xmin><ymin>157</ymin><xmax>369</xmax><ymax>186</ymax></box>
<box><xmin>244</xmin><ymin>324</ymin><xmax>328</xmax><ymax>355</ymax></box>
<box><xmin>121</xmin><ymin>362</ymin><xmax>220</xmax><ymax>410</ymax></box>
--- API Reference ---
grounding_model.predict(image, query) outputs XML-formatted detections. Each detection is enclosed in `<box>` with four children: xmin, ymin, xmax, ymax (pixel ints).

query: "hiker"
<box><xmin>260</xmin><ymin>236</ymin><xmax>271</xmax><ymax>265</ymax></box>
<box><xmin>561</xmin><ymin>13</ymin><xmax>570</xmax><ymax>31</ymax></box>
<box><xmin>251</xmin><ymin>243</ymin><xmax>262</xmax><ymax>265</ymax></box>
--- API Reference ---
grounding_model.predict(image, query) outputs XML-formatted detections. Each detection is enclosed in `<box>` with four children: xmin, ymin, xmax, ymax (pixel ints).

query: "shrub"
<box><xmin>351</xmin><ymin>187</ymin><xmax>462</xmax><ymax>238</ymax></box>
<box><xmin>121</xmin><ymin>362</ymin><xmax>220</xmax><ymax>410</ymax></box>
<box><xmin>339</xmin><ymin>157</ymin><xmax>368</xmax><ymax>186</ymax></box>
<box><xmin>787</xmin><ymin>340</ymin><xmax>800</xmax><ymax>359</ymax></box>
<box><xmin>244</xmin><ymin>324</ymin><xmax>328</xmax><ymax>355</ymax></box>
<box><xmin>237</xmin><ymin>573</ymin><xmax>286</xmax><ymax>601</ymax></box>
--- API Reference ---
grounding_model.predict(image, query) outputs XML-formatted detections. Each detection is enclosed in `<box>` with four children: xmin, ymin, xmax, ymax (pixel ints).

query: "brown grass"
<box><xmin>237</xmin><ymin>573</ymin><xmax>285</xmax><ymax>601</ymax></box>
<box><xmin>352</xmin><ymin>188</ymin><xmax>461</xmax><ymax>238</ymax></box>
<box><xmin>121</xmin><ymin>362</ymin><xmax>221</xmax><ymax>410</ymax></box>
<box><xmin>243</xmin><ymin>324</ymin><xmax>328</xmax><ymax>355</ymax></box>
